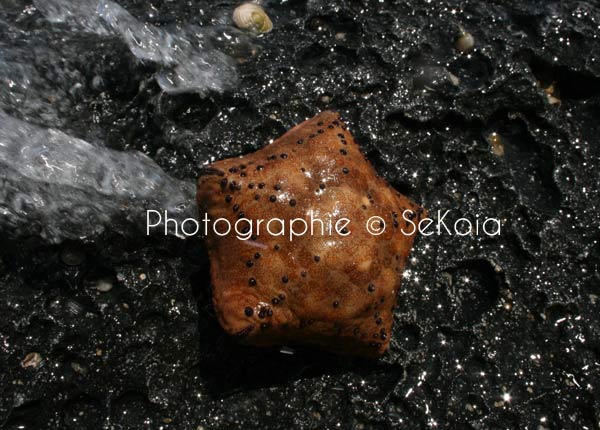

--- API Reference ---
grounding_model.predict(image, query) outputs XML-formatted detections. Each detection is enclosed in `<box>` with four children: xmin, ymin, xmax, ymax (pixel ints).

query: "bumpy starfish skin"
<box><xmin>197</xmin><ymin>111</ymin><xmax>425</xmax><ymax>357</ymax></box>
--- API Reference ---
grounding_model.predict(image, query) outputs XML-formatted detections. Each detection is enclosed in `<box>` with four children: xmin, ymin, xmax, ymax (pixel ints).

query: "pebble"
<box><xmin>96</xmin><ymin>278</ymin><xmax>113</xmax><ymax>292</ymax></box>
<box><xmin>21</xmin><ymin>352</ymin><xmax>42</xmax><ymax>369</ymax></box>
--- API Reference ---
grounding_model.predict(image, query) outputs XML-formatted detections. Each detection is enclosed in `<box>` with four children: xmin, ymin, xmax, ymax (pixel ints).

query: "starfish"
<box><xmin>197</xmin><ymin>111</ymin><xmax>425</xmax><ymax>357</ymax></box>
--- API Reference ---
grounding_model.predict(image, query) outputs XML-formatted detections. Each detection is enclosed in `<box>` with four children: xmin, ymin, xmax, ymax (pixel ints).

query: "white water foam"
<box><xmin>0</xmin><ymin>110</ymin><xmax>196</xmax><ymax>243</ymax></box>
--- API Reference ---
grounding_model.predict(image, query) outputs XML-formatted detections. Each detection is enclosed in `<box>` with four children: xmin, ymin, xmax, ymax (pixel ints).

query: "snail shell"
<box><xmin>233</xmin><ymin>3</ymin><xmax>273</xmax><ymax>34</ymax></box>
<box><xmin>455</xmin><ymin>30</ymin><xmax>475</xmax><ymax>54</ymax></box>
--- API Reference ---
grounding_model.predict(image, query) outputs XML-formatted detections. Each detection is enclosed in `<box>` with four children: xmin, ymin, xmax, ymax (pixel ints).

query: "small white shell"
<box><xmin>448</xmin><ymin>71</ymin><xmax>460</xmax><ymax>86</ymax></box>
<box><xmin>96</xmin><ymin>277</ymin><xmax>113</xmax><ymax>292</ymax></box>
<box><xmin>543</xmin><ymin>83</ymin><xmax>561</xmax><ymax>105</ymax></box>
<box><xmin>233</xmin><ymin>3</ymin><xmax>273</xmax><ymax>34</ymax></box>
<box><xmin>486</xmin><ymin>132</ymin><xmax>504</xmax><ymax>157</ymax></box>
<box><xmin>455</xmin><ymin>31</ymin><xmax>475</xmax><ymax>54</ymax></box>
<box><xmin>21</xmin><ymin>352</ymin><xmax>43</xmax><ymax>369</ymax></box>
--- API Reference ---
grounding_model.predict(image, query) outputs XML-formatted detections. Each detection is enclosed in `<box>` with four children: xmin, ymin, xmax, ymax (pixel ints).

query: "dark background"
<box><xmin>1</xmin><ymin>0</ymin><xmax>599</xmax><ymax>429</ymax></box>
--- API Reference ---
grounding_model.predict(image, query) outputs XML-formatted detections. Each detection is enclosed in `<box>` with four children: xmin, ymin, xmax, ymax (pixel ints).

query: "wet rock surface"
<box><xmin>1</xmin><ymin>0</ymin><xmax>599</xmax><ymax>429</ymax></box>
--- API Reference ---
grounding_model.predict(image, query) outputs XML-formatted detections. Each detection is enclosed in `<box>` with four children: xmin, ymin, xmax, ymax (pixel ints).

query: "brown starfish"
<box><xmin>197</xmin><ymin>111</ymin><xmax>425</xmax><ymax>357</ymax></box>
